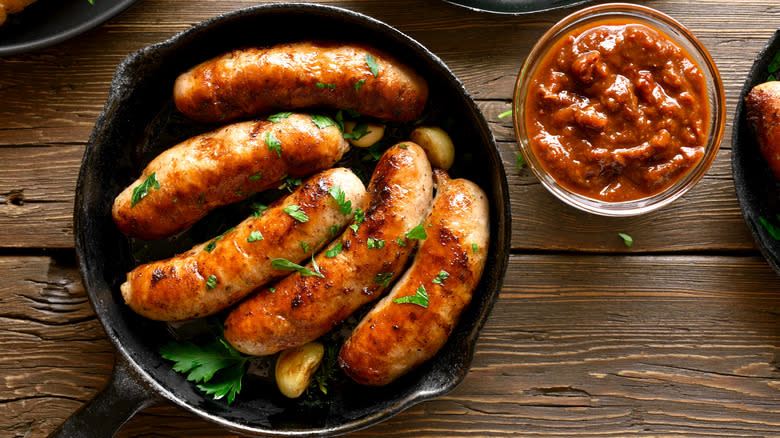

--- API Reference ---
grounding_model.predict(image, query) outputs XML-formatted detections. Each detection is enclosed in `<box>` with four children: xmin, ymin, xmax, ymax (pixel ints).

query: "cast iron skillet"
<box><xmin>732</xmin><ymin>29</ymin><xmax>780</xmax><ymax>275</ymax></box>
<box><xmin>60</xmin><ymin>3</ymin><xmax>510</xmax><ymax>437</ymax></box>
<box><xmin>443</xmin><ymin>0</ymin><xmax>592</xmax><ymax>15</ymax></box>
<box><xmin>0</xmin><ymin>0</ymin><xmax>139</xmax><ymax>57</ymax></box>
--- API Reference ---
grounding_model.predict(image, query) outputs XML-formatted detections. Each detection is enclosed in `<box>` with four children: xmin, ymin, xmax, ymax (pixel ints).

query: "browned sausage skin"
<box><xmin>339</xmin><ymin>170</ymin><xmax>490</xmax><ymax>386</ymax></box>
<box><xmin>173</xmin><ymin>41</ymin><xmax>429</xmax><ymax>124</ymax></box>
<box><xmin>112</xmin><ymin>113</ymin><xmax>349</xmax><ymax>239</ymax></box>
<box><xmin>224</xmin><ymin>142</ymin><xmax>434</xmax><ymax>356</ymax></box>
<box><xmin>746</xmin><ymin>81</ymin><xmax>780</xmax><ymax>180</ymax></box>
<box><xmin>121</xmin><ymin>168</ymin><xmax>367</xmax><ymax>321</ymax></box>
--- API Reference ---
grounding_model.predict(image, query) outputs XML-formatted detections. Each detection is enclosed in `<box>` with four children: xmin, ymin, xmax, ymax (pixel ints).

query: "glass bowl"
<box><xmin>513</xmin><ymin>2</ymin><xmax>725</xmax><ymax>216</ymax></box>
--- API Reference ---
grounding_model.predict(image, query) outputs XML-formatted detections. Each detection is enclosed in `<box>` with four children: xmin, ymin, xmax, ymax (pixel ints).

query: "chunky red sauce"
<box><xmin>525</xmin><ymin>19</ymin><xmax>709</xmax><ymax>202</ymax></box>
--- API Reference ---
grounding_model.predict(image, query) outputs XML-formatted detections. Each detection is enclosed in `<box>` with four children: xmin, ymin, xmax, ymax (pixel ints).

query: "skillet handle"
<box><xmin>49</xmin><ymin>354</ymin><xmax>161</xmax><ymax>438</ymax></box>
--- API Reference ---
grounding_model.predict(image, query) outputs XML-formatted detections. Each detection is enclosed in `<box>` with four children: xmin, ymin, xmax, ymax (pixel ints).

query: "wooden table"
<box><xmin>2</xmin><ymin>0</ymin><xmax>780</xmax><ymax>436</ymax></box>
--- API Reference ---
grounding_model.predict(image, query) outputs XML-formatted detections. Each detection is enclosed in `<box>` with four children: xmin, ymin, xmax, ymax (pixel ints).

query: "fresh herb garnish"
<box><xmin>393</xmin><ymin>285</ymin><xmax>429</xmax><ymax>308</ymax></box>
<box><xmin>311</xmin><ymin>115</ymin><xmax>336</xmax><ymax>129</ymax></box>
<box><xmin>399</xmin><ymin>144</ymin><xmax>408</xmax><ymax>149</ymax></box>
<box><xmin>311</xmin><ymin>344</ymin><xmax>339</xmax><ymax>394</ymax></box>
<box><xmin>249</xmin><ymin>171</ymin><xmax>263</xmax><ymax>181</ymax></box>
<box><xmin>396</xmin><ymin>238</ymin><xmax>407</xmax><ymax>247</ymax></box>
<box><xmin>432</xmin><ymin>270</ymin><xmax>450</xmax><ymax>284</ymax></box>
<box><xmin>343</xmin><ymin>123</ymin><xmax>370</xmax><ymax>140</ymax></box>
<box><xmin>471</xmin><ymin>243</ymin><xmax>478</xmax><ymax>254</ymax></box>
<box><xmin>365</xmin><ymin>53</ymin><xmax>379</xmax><ymax>77</ymax></box>
<box><xmin>497</xmin><ymin>109</ymin><xmax>513</xmax><ymax>119</ymax></box>
<box><xmin>618</xmin><ymin>232</ymin><xmax>633</xmax><ymax>247</ymax></box>
<box><xmin>768</xmin><ymin>50</ymin><xmax>780</xmax><ymax>82</ymax></box>
<box><xmin>204</xmin><ymin>227</ymin><xmax>235</xmax><ymax>253</ymax></box>
<box><xmin>266</xmin><ymin>131</ymin><xmax>282</xmax><ymax>157</ymax></box>
<box><xmin>206</xmin><ymin>275</ymin><xmax>217</xmax><ymax>290</ymax></box>
<box><xmin>516</xmin><ymin>153</ymin><xmax>526</xmax><ymax>169</ymax></box>
<box><xmin>268</xmin><ymin>112</ymin><xmax>292</xmax><ymax>123</ymax></box>
<box><xmin>759</xmin><ymin>216</ymin><xmax>780</xmax><ymax>239</ymax></box>
<box><xmin>130</xmin><ymin>172</ymin><xmax>160</xmax><ymax>207</ymax></box>
<box><xmin>349</xmin><ymin>208</ymin><xmax>365</xmax><ymax>233</ymax></box>
<box><xmin>271</xmin><ymin>258</ymin><xmax>324</xmax><ymax>278</ymax></box>
<box><xmin>159</xmin><ymin>334</ymin><xmax>251</xmax><ymax>404</ymax></box>
<box><xmin>354</xmin><ymin>78</ymin><xmax>366</xmax><ymax>92</ymax></box>
<box><xmin>373</xmin><ymin>272</ymin><xmax>393</xmax><ymax>287</ymax></box>
<box><xmin>300</xmin><ymin>241</ymin><xmax>310</xmax><ymax>253</ymax></box>
<box><xmin>325</xmin><ymin>243</ymin><xmax>343</xmax><ymax>258</ymax></box>
<box><xmin>284</xmin><ymin>204</ymin><xmax>309</xmax><ymax>222</ymax></box>
<box><xmin>278</xmin><ymin>175</ymin><xmax>302</xmax><ymax>192</ymax></box>
<box><xmin>252</xmin><ymin>202</ymin><xmax>268</xmax><ymax>219</ymax></box>
<box><xmin>316</xmin><ymin>82</ymin><xmax>336</xmax><ymax>90</ymax></box>
<box><xmin>367</xmin><ymin>238</ymin><xmax>385</xmax><ymax>249</ymax></box>
<box><xmin>329</xmin><ymin>225</ymin><xmax>338</xmax><ymax>238</ymax></box>
<box><xmin>362</xmin><ymin>143</ymin><xmax>383</xmax><ymax>162</ymax></box>
<box><xmin>197</xmin><ymin>192</ymin><xmax>205</xmax><ymax>209</ymax></box>
<box><xmin>328</xmin><ymin>186</ymin><xmax>353</xmax><ymax>214</ymax></box>
<box><xmin>247</xmin><ymin>231</ymin><xmax>263</xmax><ymax>242</ymax></box>
<box><xmin>269</xmin><ymin>287</ymin><xmax>276</xmax><ymax>293</ymax></box>
<box><xmin>405</xmin><ymin>224</ymin><xmax>427</xmax><ymax>241</ymax></box>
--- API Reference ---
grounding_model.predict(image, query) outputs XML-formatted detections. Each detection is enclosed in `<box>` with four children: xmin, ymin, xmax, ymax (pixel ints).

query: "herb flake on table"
<box><xmin>393</xmin><ymin>285</ymin><xmax>429</xmax><ymax>308</ymax></box>
<box><xmin>130</xmin><ymin>172</ymin><xmax>160</xmax><ymax>207</ymax></box>
<box><xmin>497</xmin><ymin>109</ymin><xmax>513</xmax><ymax>119</ymax></box>
<box><xmin>618</xmin><ymin>232</ymin><xmax>633</xmax><ymax>247</ymax></box>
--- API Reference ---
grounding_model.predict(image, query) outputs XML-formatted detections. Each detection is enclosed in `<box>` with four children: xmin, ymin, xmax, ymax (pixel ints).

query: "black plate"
<box><xmin>443</xmin><ymin>0</ymin><xmax>592</xmax><ymax>14</ymax></box>
<box><xmin>70</xmin><ymin>3</ymin><xmax>510</xmax><ymax>437</ymax></box>
<box><xmin>732</xmin><ymin>29</ymin><xmax>780</xmax><ymax>275</ymax></box>
<box><xmin>0</xmin><ymin>0</ymin><xmax>138</xmax><ymax>57</ymax></box>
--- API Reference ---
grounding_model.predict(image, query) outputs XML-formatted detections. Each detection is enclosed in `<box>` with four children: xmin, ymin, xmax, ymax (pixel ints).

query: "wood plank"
<box><xmin>2</xmin><ymin>253</ymin><xmax>779</xmax><ymax>437</ymax></box>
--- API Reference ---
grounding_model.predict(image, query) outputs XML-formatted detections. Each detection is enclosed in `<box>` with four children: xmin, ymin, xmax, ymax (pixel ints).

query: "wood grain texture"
<box><xmin>2</xmin><ymin>254</ymin><xmax>778</xmax><ymax>437</ymax></box>
<box><xmin>2</xmin><ymin>0</ymin><xmax>780</xmax><ymax>437</ymax></box>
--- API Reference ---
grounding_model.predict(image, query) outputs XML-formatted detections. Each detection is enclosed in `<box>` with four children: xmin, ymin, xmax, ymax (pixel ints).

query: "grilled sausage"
<box><xmin>746</xmin><ymin>81</ymin><xmax>780</xmax><ymax>180</ymax></box>
<box><xmin>112</xmin><ymin>113</ymin><xmax>349</xmax><ymax>239</ymax></box>
<box><xmin>339</xmin><ymin>170</ymin><xmax>489</xmax><ymax>386</ymax></box>
<box><xmin>121</xmin><ymin>168</ymin><xmax>367</xmax><ymax>321</ymax></box>
<box><xmin>224</xmin><ymin>143</ymin><xmax>434</xmax><ymax>356</ymax></box>
<box><xmin>173</xmin><ymin>41</ymin><xmax>429</xmax><ymax>124</ymax></box>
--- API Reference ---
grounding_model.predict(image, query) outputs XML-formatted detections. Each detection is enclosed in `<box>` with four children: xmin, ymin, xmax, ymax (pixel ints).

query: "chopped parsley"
<box><xmin>367</xmin><ymin>238</ymin><xmax>385</xmax><ymax>249</ymax></box>
<box><xmin>204</xmin><ymin>227</ymin><xmax>235</xmax><ymax>253</ymax></box>
<box><xmin>393</xmin><ymin>285</ymin><xmax>429</xmax><ymax>308</ymax></box>
<box><xmin>396</xmin><ymin>238</ymin><xmax>407</xmax><ymax>247</ymax></box>
<box><xmin>311</xmin><ymin>114</ymin><xmax>336</xmax><ymax>129</ymax></box>
<box><xmin>316</xmin><ymin>82</ymin><xmax>336</xmax><ymax>90</ymax></box>
<box><xmin>497</xmin><ymin>109</ymin><xmax>513</xmax><ymax>119</ymax></box>
<box><xmin>343</xmin><ymin>123</ymin><xmax>370</xmax><ymax>140</ymax></box>
<box><xmin>365</xmin><ymin>53</ymin><xmax>379</xmax><ymax>77</ymax></box>
<box><xmin>471</xmin><ymin>243</ymin><xmax>478</xmax><ymax>254</ymax></box>
<box><xmin>328</xmin><ymin>186</ymin><xmax>353</xmax><ymax>214</ymax></box>
<box><xmin>247</xmin><ymin>231</ymin><xmax>263</xmax><ymax>242</ymax></box>
<box><xmin>362</xmin><ymin>143</ymin><xmax>383</xmax><ymax>162</ymax></box>
<box><xmin>330</xmin><ymin>225</ymin><xmax>338</xmax><ymax>238</ymax></box>
<box><xmin>618</xmin><ymin>232</ymin><xmax>633</xmax><ymax>247</ymax></box>
<box><xmin>349</xmin><ymin>208</ymin><xmax>365</xmax><ymax>233</ymax></box>
<box><xmin>130</xmin><ymin>172</ymin><xmax>160</xmax><ymax>207</ymax></box>
<box><xmin>252</xmin><ymin>202</ymin><xmax>268</xmax><ymax>219</ymax></box>
<box><xmin>759</xmin><ymin>216</ymin><xmax>780</xmax><ymax>239</ymax></box>
<box><xmin>268</xmin><ymin>112</ymin><xmax>292</xmax><ymax>123</ymax></box>
<box><xmin>269</xmin><ymin>287</ymin><xmax>276</xmax><ymax>293</ymax></box>
<box><xmin>197</xmin><ymin>193</ymin><xmax>205</xmax><ymax>209</ymax></box>
<box><xmin>405</xmin><ymin>224</ymin><xmax>427</xmax><ymax>241</ymax></box>
<box><xmin>271</xmin><ymin>258</ymin><xmax>324</xmax><ymax>278</ymax></box>
<box><xmin>278</xmin><ymin>175</ymin><xmax>302</xmax><ymax>192</ymax></box>
<box><xmin>206</xmin><ymin>275</ymin><xmax>217</xmax><ymax>290</ymax></box>
<box><xmin>300</xmin><ymin>241</ymin><xmax>310</xmax><ymax>253</ymax></box>
<box><xmin>516</xmin><ymin>153</ymin><xmax>526</xmax><ymax>169</ymax></box>
<box><xmin>248</xmin><ymin>171</ymin><xmax>263</xmax><ymax>181</ymax></box>
<box><xmin>768</xmin><ymin>50</ymin><xmax>780</xmax><ymax>82</ymax></box>
<box><xmin>325</xmin><ymin>243</ymin><xmax>343</xmax><ymax>258</ymax></box>
<box><xmin>432</xmin><ymin>270</ymin><xmax>450</xmax><ymax>284</ymax></box>
<box><xmin>354</xmin><ymin>78</ymin><xmax>365</xmax><ymax>91</ymax></box>
<box><xmin>266</xmin><ymin>131</ymin><xmax>282</xmax><ymax>157</ymax></box>
<box><xmin>373</xmin><ymin>272</ymin><xmax>393</xmax><ymax>287</ymax></box>
<box><xmin>284</xmin><ymin>204</ymin><xmax>309</xmax><ymax>222</ymax></box>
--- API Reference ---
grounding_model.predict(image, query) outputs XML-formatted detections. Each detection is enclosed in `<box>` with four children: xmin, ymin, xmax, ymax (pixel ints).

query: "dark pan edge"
<box><xmin>442</xmin><ymin>0</ymin><xmax>592</xmax><ymax>15</ymax></box>
<box><xmin>731</xmin><ymin>29</ymin><xmax>780</xmax><ymax>276</ymax></box>
<box><xmin>74</xmin><ymin>3</ymin><xmax>510</xmax><ymax>436</ymax></box>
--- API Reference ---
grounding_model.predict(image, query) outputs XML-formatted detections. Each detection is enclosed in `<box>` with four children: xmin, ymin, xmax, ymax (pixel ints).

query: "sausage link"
<box><xmin>224</xmin><ymin>143</ymin><xmax>433</xmax><ymax>356</ymax></box>
<box><xmin>121</xmin><ymin>168</ymin><xmax>367</xmax><ymax>321</ymax></box>
<box><xmin>173</xmin><ymin>41</ymin><xmax>429</xmax><ymax>124</ymax></box>
<box><xmin>338</xmin><ymin>170</ymin><xmax>490</xmax><ymax>385</ymax></box>
<box><xmin>112</xmin><ymin>113</ymin><xmax>349</xmax><ymax>239</ymax></box>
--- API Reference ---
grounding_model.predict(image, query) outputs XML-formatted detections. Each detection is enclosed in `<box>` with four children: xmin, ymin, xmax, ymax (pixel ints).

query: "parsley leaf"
<box><xmin>393</xmin><ymin>285</ymin><xmax>429</xmax><ymax>308</ymax></box>
<box><xmin>471</xmin><ymin>243</ymin><xmax>479</xmax><ymax>254</ymax></box>
<box><xmin>497</xmin><ymin>109</ymin><xmax>513</xmax><ymax>119</ymax></box>
<box><xmin>365</xmin><ymin>53</ymin><xmax>379</xmax><ymax>77</ymax></box>
<box><xmin>354</xmin><ymin>78</ymin><xmax>366</xmax><ymax>92</ymax></box>
<box><xmin>266</xmin><ymin>131</ymin><xmax>282</xmax><ymax>157</ymax></box>
<box><xmin>343</xmin><ymin>123</ymin><xmax>370</xmax><ymax>140</ymax></box>
<box><xmin>325</xmin><ymin>243</ymin><xmax>343</xmax><ymax>258</ymax></box>
<box><xmin>247</xmin><ymin>231</ymin><xmax>263</xmax><ymax>242</ymax></box>
<box><xmin>268</xmin><ymin>112</ymin><xmax>292</xmax><ymax>123</ymax></box>
<box><xmin>159</xmin><ymin>335</ymin><xmax>251</xmax><ymax>405</ymax></box>
<box><xmin>130</xmin><ymin>172</ymin><xmax>160</xmax><ymax>207</ymax></box>
<box><xmin>618</xmin><ymin>232</ymin><xmax>633</xmax><ymax>247</ymax></box>
<box><xmin>278</xmin><ymin>175</ymin><xmax>302</xmax><ymax>192</ymax></box>
<box><xmin>516</xmin><ymin>153</ymin><xmax>526</xmax><ymax>169</ymax></box>
<box><xmin>769</xmin><ymin>50</ymin><xmax>780</xmax><ymax>75</ymax></box>
<box><xmin>759</xmin><ymin>216</ymin><xmax>780</xmax><ymax>240</ymax></box>
<box><xmin>396</xmin><ymin>238</ymin><xmax>407</xmax><ymax>247</ymax></box>
<box><xmin>328</xmin><ymin>186</ymin><xmax>353</xmax><ymax>214</ymax></box>
<box><xmin>432</xmin><ymin>270</ymin><xmax>450</xmax><ymax>284</ymax></box>
<box><xmin>206</xmin><ymin>275</ymin><xmax>217</xmax><ymax>290</ymax></box>
<box><xmin>367</xmin><ymin>238</ymin><xmax>385</xmax><ymax>249</ymax></box>
<box><xmin>249</xmin><ymin>171</ymin><xmax>263</xmax><ymax>181</ymax></box>
<box><xmin>252</xmin><ymin>202</ymin><xmax>268</xmax><ymax>219</ymax></box>
<box><xmin>373</xmin><ymin>272</ymin><xmax>393</xmax><ymax>287</ymax></box>
<box><xmin>204</xmin><ymin>227</ymin><xmax>235</xmax><ymax>253</ymax></box>
<box><xmin>405</xmin><ymin>224</ymin><xmax>427</xmax><ymax>241</ymax></box>
<box><xmin>300</xmin><ymin>241</ymin><xmax>310</xmax><ymax>253</ymax></box>
<box><xmin>349</xmin><ymin>208</ymin><xmax>365</xmax><ymax>233</ymax></box>
<box><xmin>271</xmin><ymin>258</ymin><xmax>324</xmax><ymax>278</ymax></box>
<box><xmin>284</xmin><ymin>204</ymin><xmax>309</xmax><ymax>222</ymax></box>
<box><xmin>316</xmin><ymin>82</ymin><xmax>336</xmax><ymax>90</ymax></box>
<box><xmin>311</xmin><ymin>115</ymin><xmax>336</xmax><ymax>129</ymax></box>
<box><xmin>362</xmin><ymin>143</ymin><xmax>383</xmax><ymax>162</ymax></box>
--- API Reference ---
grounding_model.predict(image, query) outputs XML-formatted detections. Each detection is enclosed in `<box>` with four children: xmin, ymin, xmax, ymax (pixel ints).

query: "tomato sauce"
<box><xmin>524</xmin><ymin>19</ymin><xmax>709</xmax><ymax>202</ymax></box>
